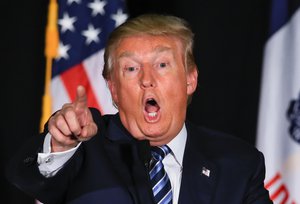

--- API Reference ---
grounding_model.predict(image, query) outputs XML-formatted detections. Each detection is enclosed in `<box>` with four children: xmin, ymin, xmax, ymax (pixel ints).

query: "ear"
<box><xmin>186</xmin><ymin>66</ymin><xmax>198</xmax><ymax>95</ymax></box>
<box><xmin>107</xmin><ymin>80</ymin><xmax>119</xmax><ymax>104</ymax></box>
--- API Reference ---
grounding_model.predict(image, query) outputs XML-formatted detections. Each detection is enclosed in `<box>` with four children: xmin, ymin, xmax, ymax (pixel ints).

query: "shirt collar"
<box><xmin>167</xmin><ymin>124</ymin><xmax>187</xmax><ymax>166</ymax></box>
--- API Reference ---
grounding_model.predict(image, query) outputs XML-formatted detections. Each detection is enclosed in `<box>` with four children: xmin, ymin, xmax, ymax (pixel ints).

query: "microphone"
<box><xmin>137</xmin><ymin>140</ymin><xmax>151</xmax><ymax>170</ymax></box>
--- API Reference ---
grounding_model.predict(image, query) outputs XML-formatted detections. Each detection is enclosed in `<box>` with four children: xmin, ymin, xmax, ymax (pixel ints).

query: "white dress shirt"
<box><xmin>37</xmin><ymin>133</ymin><xmax>81</xmax><ymax>177</ymax></box>
<box><xmin>37</xmin><ymin>124</ymin><xmax>187</xmax><ymax>204</ymax></box>
<box><xmin>163</xmin><ymin>124</ymin><xmax>187</xmax><ymax>204</ymax></box>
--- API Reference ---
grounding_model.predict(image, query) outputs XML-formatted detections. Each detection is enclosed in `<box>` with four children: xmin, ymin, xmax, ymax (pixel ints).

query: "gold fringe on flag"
<box><xmin>40</xmin><ymin>0</ymin><xmax>59</xmax><ymax>132</ymax></box>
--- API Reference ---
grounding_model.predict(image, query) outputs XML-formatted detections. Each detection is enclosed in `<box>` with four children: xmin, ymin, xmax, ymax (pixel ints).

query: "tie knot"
<box><xmin>151</xmin><ymin>145</ymin><xmax>171</xmax><ymax>161</ymax></box>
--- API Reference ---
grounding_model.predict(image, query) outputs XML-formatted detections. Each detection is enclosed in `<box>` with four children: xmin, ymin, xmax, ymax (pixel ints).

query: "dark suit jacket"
<box><xmin>6</xmin><ymin>109</ymin><xmax>272</xmax><ymax>204</ymax></box>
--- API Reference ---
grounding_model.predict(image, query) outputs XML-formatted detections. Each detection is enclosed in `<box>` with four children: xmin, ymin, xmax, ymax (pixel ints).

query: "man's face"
<box><xmin>108</xmin><ymin>35</ymin><xmax>197</xmax><ymax>146</ymax></box>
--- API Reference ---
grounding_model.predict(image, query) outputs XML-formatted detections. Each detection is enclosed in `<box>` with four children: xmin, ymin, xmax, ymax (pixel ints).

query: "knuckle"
<box><xmin>48</xmin><ymin>117</ymin><xmax>55</xmax><ymax>128</ymax></box>
<box><xmin>55</xmin><ymin>115</ymin><xmax>65</xmax><ymax>128</ymax></box>
<box><xmin>48</xmin><ymin>125</ymin><xmax>56</xmax><ymax>136</ymax></box>
<box><xmin>65</xmin><ymin>109</ymin><xmax>75</xmax><ymax>119</ymax></box>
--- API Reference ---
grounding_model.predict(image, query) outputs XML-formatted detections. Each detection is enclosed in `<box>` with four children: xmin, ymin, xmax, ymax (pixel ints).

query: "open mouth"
<box><xmin>144</xmin><ymin>98</ymin><xmax>160</xmax><ymax>121</ymax></box>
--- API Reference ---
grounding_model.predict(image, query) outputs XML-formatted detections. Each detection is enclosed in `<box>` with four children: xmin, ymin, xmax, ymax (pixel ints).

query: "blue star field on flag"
<box><xmin>53</xmin><ymin>0</ymin><xmax>127</xmax><ymax>77</ymax></box>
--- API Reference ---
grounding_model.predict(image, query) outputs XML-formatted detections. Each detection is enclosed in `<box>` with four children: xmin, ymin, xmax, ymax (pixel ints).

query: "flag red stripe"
<box><xmin>265</xmin><ymin>172</ymin><xmax>281</xmax><ymax>189</ymax></box>
<box><xmin>271</xmin><ymin>185</ymin><xmax>289</xmax><ymax>204</ymax></box>
<box><xmin>60</xmin><ymin>64</ymin><xmax>104</xmax><ymax>114</ymax></box>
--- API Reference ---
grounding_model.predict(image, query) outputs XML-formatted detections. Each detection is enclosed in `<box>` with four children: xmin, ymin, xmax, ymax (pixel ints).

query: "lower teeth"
<box><xmin>148</xmin><ymin>112</ymin><xmax>157</xmax><ymax>117</ymax></box>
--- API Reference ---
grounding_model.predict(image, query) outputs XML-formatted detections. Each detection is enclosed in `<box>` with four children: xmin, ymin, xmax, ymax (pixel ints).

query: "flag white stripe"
<box><xmin>82</xmin><ymin>49</ymin><xmax>118</xmax><ymax>115</ymax></box>
<box><xmin>256</xmin><ymin>7</ymin><xmax>300</xmax><ymax>204</ymax></box>
<box><xmin>51</xmin><ymin>76</ymin><xmax>71</xmax><ymax>113</ymax></box>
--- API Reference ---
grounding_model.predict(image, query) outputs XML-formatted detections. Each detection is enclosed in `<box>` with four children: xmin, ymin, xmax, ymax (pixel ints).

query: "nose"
<box><xmin>140</xmin><ymin>67</ymin><xmax>156</xmax><ymax>89</ymax></box>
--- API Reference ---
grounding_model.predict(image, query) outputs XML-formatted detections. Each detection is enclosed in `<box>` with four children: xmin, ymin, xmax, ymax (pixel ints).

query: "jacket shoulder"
<box><xmin>186</xmin><ymin>122</ymin><xmax>262</xmax><ymax>161</ymax></box>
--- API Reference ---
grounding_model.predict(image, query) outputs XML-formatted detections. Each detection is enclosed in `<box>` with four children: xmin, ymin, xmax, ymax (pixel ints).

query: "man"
<box><xmin>6</xmin><ymin>14</ymin><xmax>273</xmax><ymax>204</ymax></box>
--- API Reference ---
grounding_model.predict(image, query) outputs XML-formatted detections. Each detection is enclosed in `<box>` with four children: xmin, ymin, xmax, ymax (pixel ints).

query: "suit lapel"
<box><xmin>178</xmin><ymin>123</ymin><xmax>218</xmax><ymax>204</ymax></box>
<box><xmin>103</xmin><ymin>115</ymin><xmax>154</xmax><ymax>204</ymax></box>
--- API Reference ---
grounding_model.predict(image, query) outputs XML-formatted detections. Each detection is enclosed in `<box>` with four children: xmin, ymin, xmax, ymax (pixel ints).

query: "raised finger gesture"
<box><xmin>48</xmin><ymin>86</ymin><xmax>98</xmax><ymax>152</ymax></box>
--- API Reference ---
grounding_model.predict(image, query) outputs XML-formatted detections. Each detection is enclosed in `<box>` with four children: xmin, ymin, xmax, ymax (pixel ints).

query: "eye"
<box><xmin>123</xmin><ymin>65</ymin><xmax>140</xmax><ymax>77</ymax></box>
<box><xmin>159</xmin><ymin>62</ymin><xmax>167</xmax><ymax>68</ymax></box>
<box><xmin>126</xmin><ymin>66</ymin><xmax>136</xmax><ymax>72</ymax></box>
<box><xmin>124</xmin><ymin>66</ymin><xmax>140</xmax><ymax>72</ymax></box>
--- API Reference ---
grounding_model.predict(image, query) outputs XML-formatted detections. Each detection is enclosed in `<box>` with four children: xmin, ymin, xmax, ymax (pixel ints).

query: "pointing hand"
<box><xmin>48</xmin><ymin>85</ymin><xmax>98</xmax><ymax>152</ymax></box>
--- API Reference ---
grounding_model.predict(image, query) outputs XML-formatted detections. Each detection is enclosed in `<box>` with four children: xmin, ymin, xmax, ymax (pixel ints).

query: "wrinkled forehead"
<box><xmin>117</xmin><ymin>45</ymin><xmax>174</xmax><ymax>60</ymax></box>
<box><xmin>115</xmin><ymin>35</ymin><xmax>183</xmax><ymax>59</ymax></box>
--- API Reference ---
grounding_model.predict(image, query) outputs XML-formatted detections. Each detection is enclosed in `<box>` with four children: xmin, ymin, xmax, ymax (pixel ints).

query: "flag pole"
<box><xmin>40</xmin><ymin>0</ymin><xmax>59</xmax><ymax>132</ymax></box>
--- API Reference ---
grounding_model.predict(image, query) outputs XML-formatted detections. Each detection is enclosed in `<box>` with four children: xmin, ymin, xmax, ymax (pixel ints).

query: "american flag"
<box><xmin>50</xmin><ymin>0</ymin><xmax>127</xmax><ymax>114</ymax></box>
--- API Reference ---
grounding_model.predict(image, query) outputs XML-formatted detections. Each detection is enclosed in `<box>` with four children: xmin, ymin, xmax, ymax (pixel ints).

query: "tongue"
<box><xmin>145</xmin><ymin>103</ymin><xmax>159</xmax><ymax>113</ymax></box>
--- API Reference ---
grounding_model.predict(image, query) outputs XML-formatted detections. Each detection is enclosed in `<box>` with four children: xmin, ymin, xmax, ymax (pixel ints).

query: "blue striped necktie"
<box><xmin>149</xmin><ymin>145</ymin><xmax>173</xmax><ymax>204</ymax></box>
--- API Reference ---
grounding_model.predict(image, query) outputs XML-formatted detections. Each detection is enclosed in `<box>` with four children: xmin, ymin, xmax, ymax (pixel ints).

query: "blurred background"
<box><xmin>2</xmin><ymin>0</ymin><xmax>271</xmax><ymax>203</ymax></box>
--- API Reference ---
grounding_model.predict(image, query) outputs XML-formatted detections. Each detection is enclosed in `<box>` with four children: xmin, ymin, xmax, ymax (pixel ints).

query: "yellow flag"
<box><xmin>40</xmin><ymin>0</ymin><xmax>59</xmax><ymax>131</ymax></box>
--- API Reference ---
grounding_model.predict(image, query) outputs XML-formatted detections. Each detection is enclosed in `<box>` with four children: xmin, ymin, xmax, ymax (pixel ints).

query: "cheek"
<box><xmin>117</xmin><ymin>83</ymin><xmax>139</xmax><ymax>105</ymax></box>
<box><xmin>175</xmin><ymin>77</ymin><xmax>188</xmax><ymax>101</ymax></box>
<box><xmin>110</xmin><ymin>80</ymin><xmax>135</xmax><ymax>106</ymax></box>
<box><xmin>165</xmin><ymin>80</ymin><xmax>188</xmax><ymax>106</ymax></box>
<box><xmin>170</xmin><ymin>74</ymin><xmax>187</xmax><ymax>93</ymax></box>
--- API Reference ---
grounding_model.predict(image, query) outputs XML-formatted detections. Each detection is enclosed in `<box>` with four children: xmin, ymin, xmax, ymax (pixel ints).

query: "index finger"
<box><xmin>74</xmin><ymin>85</ymin><xmax>87</xmax><ymax>111</ymax></box>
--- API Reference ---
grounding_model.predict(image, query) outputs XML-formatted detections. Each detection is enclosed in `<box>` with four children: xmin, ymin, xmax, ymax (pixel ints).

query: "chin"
<box><xmin>143</xmin><ymin>127</ymin><xmax>166</xmax><ymax>138</ymax></box>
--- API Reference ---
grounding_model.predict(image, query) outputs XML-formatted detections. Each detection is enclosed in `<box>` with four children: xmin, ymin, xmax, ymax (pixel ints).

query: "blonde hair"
<box><xmin>103</xmin><ymin>14</ymin><xmax>197</xmax><ymax>80</ymax></box>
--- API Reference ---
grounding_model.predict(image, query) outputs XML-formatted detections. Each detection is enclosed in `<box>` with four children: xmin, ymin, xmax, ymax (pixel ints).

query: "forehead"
<box><xmin>115</xmin><ymin>35</ymin><xmax>183</xmax><ymax>58</ymax></box>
